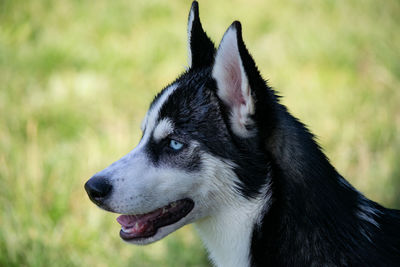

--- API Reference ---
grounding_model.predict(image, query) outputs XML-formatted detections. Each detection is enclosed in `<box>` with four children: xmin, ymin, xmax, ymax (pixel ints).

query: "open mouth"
<box><xmin>116</xmin><ymin>198</ymin><xmax>194</xmax><ymax>240</ymax></box>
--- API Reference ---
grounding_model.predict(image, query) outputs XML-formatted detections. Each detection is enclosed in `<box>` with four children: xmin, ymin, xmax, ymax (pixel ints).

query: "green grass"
<box><xmin>0</xmin><ymin>0</ymin><xmax>399</xmax><ymax>266</ymax></box>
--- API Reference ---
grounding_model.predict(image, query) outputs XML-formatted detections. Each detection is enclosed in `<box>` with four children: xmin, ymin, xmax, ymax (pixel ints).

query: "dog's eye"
<box><xmin>169</xmin><ymin>139</ymin><xmax>184</xmax><ymax>151</ymax></box>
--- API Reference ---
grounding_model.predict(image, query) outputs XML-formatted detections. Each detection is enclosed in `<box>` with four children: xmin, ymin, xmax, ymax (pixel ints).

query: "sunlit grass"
<box><xmin>0</xmin><ymin>0</ymin><xmax>399</xmax><ymax>266</ymax></box>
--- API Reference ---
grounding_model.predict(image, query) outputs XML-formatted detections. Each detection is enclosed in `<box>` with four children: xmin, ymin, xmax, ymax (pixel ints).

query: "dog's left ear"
<box><xmin>212</xmin><ymin>21</ymin><xmax>256</xmax><ymax>138</ymax></box>
<box><xmin>187</xmin><ymin>1</ymin><xmax>215</xmax><ymax>68</ymax></box>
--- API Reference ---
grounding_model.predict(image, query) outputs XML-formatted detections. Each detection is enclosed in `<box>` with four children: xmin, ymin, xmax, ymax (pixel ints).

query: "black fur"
<box><xmin>188</xmin><ymin>1</ymin><xmax>216</xmax><ymax>69</ymax></box>
<box><xmin>140</xmin><ymin>2</ymin><xmax>400</xmax><ymax>265</ymax></box>
<box><xmin>149</xmin><ymin>2</ymin><xmax>400</xmax><ymax>266</ymax></box>
<box><xmin>223</xmin><ymin>20</ymin><xmax>400</xmax><ymax>267</ymax></box>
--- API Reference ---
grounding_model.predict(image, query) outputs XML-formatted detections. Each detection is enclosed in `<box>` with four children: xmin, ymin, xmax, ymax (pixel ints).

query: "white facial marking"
<box><xmin>153</xmin><ymin>118</ymin><xmax>174</xmax><ymax>142</ymax></box>
<box><xmin>94</xmin><ymin>83</ymin><xmax>180</xmax><ymax>214</ymax></box>
<box><xmin>212</xmin><ymin>26</ymin><xmax>255</xmax><ymax>138</ymax></box>
<box><xmin>140</xmin><ymin>84</ymin><xmax>178</xmax><ymax>145</ymax></box>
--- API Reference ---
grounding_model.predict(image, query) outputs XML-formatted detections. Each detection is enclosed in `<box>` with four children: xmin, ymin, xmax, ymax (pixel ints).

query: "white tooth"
<box><xmin>162</xmin><ymin>208</ymin><xmax>167</xmax><ymax>214</ymax></box>
<box><xmin>134</xmin><ymin>223</ymin><xmax>139</xmax><ymax>230</ymax></box>
<box><xmin>171</xmin><ymin>203</ymin><xmax>176</xmax><ymax>208</ymax></box>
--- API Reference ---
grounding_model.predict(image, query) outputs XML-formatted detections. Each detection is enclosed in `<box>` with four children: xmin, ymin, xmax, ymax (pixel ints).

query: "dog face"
<box><xmin>86</xmin><ymin>76</ymin><xmax>243</xmax><ymax>245</ymax></box>
<box><xmin>85</xmin><ymin>1</ymin><xmax>271</xmax><ymax>245</ymax></box>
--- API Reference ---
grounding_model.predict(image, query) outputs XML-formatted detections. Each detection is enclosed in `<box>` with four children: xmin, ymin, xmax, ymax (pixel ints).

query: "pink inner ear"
<box><xmin>213</xmin><ymin>26</ymin><xmax>250</xmax><ymax>112</ymax></box>
<box><xmin>227</xmin><ymin>61</ymin><xmax>246</xmax><ymax>106</ymax></box>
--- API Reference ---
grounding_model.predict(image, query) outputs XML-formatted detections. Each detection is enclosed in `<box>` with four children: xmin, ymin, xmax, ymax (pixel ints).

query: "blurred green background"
<box><xmin>0</xmin><ymin>0</ymin><xmax>399</xmax><ymax>266</ymax></box>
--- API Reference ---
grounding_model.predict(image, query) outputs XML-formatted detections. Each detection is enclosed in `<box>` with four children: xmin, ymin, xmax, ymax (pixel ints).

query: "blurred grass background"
<box><xmin>0</xmin><ymin>0</ymin><xmax>399</xmax><ymax>266</ymax></box>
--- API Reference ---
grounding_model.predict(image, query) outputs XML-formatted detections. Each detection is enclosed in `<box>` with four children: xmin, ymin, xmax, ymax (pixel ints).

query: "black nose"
<box><xmin>84</xmin><ymin>176</ymin><xmax>112</xmax><ymax>205</ymax></box>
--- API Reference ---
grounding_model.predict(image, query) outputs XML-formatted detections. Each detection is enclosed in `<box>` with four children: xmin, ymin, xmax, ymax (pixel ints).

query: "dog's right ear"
<box><xmin>187</xmin><ymin>1</ymin><xmax>215</xmax><ymax>69</ymax></box>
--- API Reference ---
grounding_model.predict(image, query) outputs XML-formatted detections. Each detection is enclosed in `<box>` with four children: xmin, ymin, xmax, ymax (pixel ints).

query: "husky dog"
<box><xmin>85</xmin><ymin>2</ymin><xmax>400</xmax><ymax>266</ymax></box>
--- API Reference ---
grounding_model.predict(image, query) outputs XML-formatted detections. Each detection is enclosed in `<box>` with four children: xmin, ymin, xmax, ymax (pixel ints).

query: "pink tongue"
<box><xmin>116</xmin><ymin>209</ymin><xmax>165</xmax><ymax>238</ymax></box>
<box><xmin>116</xmin><ymin>208</ymin><xmax>163</xmax><ymax>228</ymax></box>
<box><xmin>116</xmin><ymin>215</ymin><xmax>138</xmax><ymax>228</ymax></box>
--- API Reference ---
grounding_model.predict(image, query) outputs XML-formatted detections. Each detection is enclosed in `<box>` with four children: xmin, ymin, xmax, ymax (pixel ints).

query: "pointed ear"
<box><xmin>212</xmin><ymin>21</ymin><xmax>256</xmax><ymax>138</ymax></box>
<box><xmin>187</xmin><ymin>1</ymin><xmax>215</xmax><ymax>68</ymax></box>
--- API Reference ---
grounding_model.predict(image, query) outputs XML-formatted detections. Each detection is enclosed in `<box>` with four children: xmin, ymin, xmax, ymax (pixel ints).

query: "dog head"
<box><xmin>85</xmin><ymin>1</ymin><xmax>272</xmax><ymax>245</ymax></box>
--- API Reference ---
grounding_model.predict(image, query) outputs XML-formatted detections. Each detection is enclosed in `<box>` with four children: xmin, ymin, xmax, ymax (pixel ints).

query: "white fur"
<box><xmin>153</xmin><ymin>118</ymin><xmax>174</xmax><ymax>141</ymax></box>
<box><xmin>93</xmin><ymin>83</ymin><xmax>181</xmax><ymax>216</ymax></box>
<box><xmin>212</xmin><ymin>26</ymin><xmax>255</xmax><ymax>138</ymax></box>
<box><xmin>187</xmin><ymin>7</ymin><xmax>195</xmax><ymax>67</ymax></box>
<box><xmin>196</xmin><ymin>192</ymin><xmax>270</xmax><ymax>267</ymax></box>
<box><xmin>94</xmin><ymin>141</ymin><xmax>208</xmax><ymax>243</ymax></box>
<box><xmin>140</xmin><ymin>83</ymin><xmax>178</xmax><ymax>145</ymax></box>
<box><xmin>193</xmin><ymin>153</ymin><xmax>271</xmax><ymax>267</ymax></box>
<box><xmin>94</xmin><ymin>129</ymin><xmax>270</xmax><ymax>264</ymax></box>
<box><xmin>92</xmin><ymin>78</ymin><xmax>270</xmax><ymax>265</ymax></box>
<box><xmin>140</xmin><ymin>113</ymin><xmax>148</xmax><ymax>132</ymax></box>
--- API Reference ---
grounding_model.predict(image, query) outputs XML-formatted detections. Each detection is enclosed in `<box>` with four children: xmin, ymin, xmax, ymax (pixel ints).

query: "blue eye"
<box><xmin>169</xmin><ymin>139</ymin><xmax>183</xmax><ymax>151</ymax></box>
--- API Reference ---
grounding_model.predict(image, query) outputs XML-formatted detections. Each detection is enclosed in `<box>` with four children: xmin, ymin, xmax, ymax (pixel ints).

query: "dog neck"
<box><xmin>249</xmin><ymin>104</ymin><xmax>384</xmax><ymax>265</ymax></box>
<box><xmin>195</xmin><ymin>192</ymin><xmax>270</xmax><ymax>267</ymax></box>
